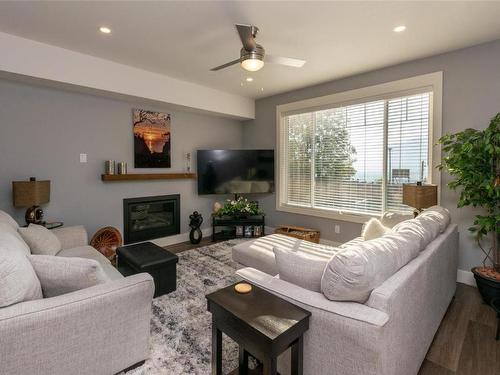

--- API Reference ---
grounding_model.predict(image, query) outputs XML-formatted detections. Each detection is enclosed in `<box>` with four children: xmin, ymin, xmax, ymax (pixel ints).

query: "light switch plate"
<box><xmin>79</xmin><ymin>153</ymin><xmax>87</xmax><ymax>163</ymax></box>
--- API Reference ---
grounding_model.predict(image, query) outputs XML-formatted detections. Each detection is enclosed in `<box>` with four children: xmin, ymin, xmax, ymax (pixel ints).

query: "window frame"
<box><xmin>276</xmin><ymin>72</ymin><xmax>443</xmax><ymax>223</ymax></box>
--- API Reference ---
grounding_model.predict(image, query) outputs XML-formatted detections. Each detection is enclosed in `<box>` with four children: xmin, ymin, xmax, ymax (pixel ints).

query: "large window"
<box><xmin>277</xmin><ymin>73</ymin><xmax>442</xmax><ymax>221</ymax></box>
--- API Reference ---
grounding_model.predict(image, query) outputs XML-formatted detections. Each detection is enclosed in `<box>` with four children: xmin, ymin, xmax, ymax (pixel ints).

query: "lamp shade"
<box><xmin>12</xmin><ymin>179</ymin><xmax>50</xmax><ymax>207</ymax></box>
<box><xmin>402</xmin><ymin>183</ymin><xmax>437</xmax><ymax>209</ymax></box>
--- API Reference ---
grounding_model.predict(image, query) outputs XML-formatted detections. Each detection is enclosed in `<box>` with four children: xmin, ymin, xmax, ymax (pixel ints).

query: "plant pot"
<box><xmin>472</xmin><ymin>266</ymin><xmax>500</xmax><ymax>304</ymax></box>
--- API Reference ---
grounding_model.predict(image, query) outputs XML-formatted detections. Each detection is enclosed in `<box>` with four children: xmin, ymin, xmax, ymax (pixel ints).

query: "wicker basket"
<box><xmin>274</xmin><ymin>225</ymin><xmax>320</xmax><ymax>243</ymax></box>
<box><xmin>90</xmin><ymin>226</ymin><xmax>122</xmax><ymax>265</ymax></box>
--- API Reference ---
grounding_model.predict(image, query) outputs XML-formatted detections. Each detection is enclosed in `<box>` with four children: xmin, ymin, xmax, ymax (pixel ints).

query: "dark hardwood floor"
<box><xmin>420</xmin><ymin>283</ymin><xmax>500</xmax><ymax>375</ymax></box>
<box><xmin>164</xmin><ymin>240</ymin><xmax>500</xmax><ymax>375</ymax></box>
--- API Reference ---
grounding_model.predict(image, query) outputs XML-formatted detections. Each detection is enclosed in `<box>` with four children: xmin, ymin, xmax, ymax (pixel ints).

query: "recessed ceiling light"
<box><xmin>393</xmin><ymin>25</ymin><xmax>406</xmax><ymax>33</ymax></box>
<box><xmin>246</xmin><ymin>77</ymin><xmax>254</xmax><ymax>82</ymax></box>
<box><xmin>260</xmin><ymin>88</ymin><xmax>264</xmax><ymax>92</ymax></box>
<box><xmin>99</xmin><ymin>26</ymin><xmax>111</xmax><ymax>34</ymax></box>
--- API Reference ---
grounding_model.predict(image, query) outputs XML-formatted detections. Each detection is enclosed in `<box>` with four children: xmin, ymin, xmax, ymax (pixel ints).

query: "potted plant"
<box><xmin>438</xmin><ymin>113</ymin><xmax>499</xmax><ymax>304</ymax></box>
<box><xmin>216</xmin><ymin>197</ymin><xmax>264</xmax><ymax>219</ymax></box>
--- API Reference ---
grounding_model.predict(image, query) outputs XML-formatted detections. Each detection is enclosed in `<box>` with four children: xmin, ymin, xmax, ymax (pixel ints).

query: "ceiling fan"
<box><xmin>210</xmin><ymin>24</ymin><xmax>306</xmax><ymax>72</ymax></box>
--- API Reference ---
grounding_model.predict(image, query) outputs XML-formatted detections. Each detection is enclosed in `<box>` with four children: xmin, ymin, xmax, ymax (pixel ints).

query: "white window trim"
<box><xmin>275</xmin><ymin>72</ymin><xmax>443</xmax><ymax>224</ymax></box>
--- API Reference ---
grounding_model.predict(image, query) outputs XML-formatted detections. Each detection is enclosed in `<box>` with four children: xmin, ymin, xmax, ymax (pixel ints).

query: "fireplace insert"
<box><xmin>123</xmin><ymin>194</ymin><xmax>180</xmax><ymax>244</ymax></box>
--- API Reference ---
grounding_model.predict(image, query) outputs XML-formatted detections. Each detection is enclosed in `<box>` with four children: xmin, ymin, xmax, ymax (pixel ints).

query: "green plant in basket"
<box><xmin>216</xmin><ymin>197</ymin><xmax>264</xmax><ymax>217</ymax></box>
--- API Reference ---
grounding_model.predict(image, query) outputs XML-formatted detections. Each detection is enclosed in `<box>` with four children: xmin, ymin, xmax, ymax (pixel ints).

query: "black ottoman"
<box><xmin>117</xmin><ymin>242</ymin><xmax>179</xmax><ymax>297</ymax></box>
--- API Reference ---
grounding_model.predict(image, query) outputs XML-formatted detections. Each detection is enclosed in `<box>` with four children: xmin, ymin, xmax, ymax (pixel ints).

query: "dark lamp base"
<box><xmin>25</xmin><ymin>206</ymin><xmax>44</xmax><ymax>225</ymax></box>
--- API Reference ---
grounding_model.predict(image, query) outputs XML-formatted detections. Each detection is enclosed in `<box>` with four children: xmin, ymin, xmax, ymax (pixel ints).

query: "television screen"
<box><xmin>197</xmin><ymin>150</ymin><xmax>275</xmax><ymax>195</ymax></box>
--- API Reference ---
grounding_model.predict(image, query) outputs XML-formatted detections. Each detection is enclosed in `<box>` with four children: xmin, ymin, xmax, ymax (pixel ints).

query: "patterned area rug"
<box><xmin>126</xmin><ymin>239</ymin><xmax>248</xmax><ymax>375</ymax></box>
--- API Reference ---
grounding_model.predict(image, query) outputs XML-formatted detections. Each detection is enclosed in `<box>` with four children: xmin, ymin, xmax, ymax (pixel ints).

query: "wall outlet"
<box><xmin>334</xmin><ymin>224</ymin><xmax>341</xmax><ymax>234</ymax></box>
<box><xmin>79</xmin><ymin>153</ymin><xmax>87</xmax><ymax>163</ymax></box>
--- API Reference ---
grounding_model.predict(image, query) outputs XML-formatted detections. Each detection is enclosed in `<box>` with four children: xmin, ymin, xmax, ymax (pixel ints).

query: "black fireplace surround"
<box><xmin>123</xmin><ymin>194</ymin><xmax>180</xmax><ymax>244</ymax></box>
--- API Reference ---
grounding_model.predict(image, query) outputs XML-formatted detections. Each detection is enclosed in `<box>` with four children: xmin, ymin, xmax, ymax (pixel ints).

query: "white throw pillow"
<box><xmin>0</xmin><ymin>210</ymin><xmax>19</xmax><ymax>229</ymax></box>
<box><xmin>380</xmin><ymin>212</ymin><xmax>413</xmax><ymax>229</ymax></box>
<box><xmin>418</xmin><ymin>206</ymin><xmax>451</xmax><ymax>233</ymax></box>
<box><xmin>362</xmin><ymin>218</ymin><xmax>393</xmax><ymax>240</ymax></box>
<box><xmin>273</xmin><ymin>246</ymin><xmax>329</xmax><ymax>292</ymax></box>
<box><xmin>0</xmin><ymin>223</ymin><xmax>31</xmax><ymax>255</ymax></box>
<box><xmin>0</xmin><ymin>245</ymin><xmax>42</xmax><ymax>307</ymax></box>
<box><xmin>321</xmin><ymin>232</ymin><xmax>420</xmax><ymax>303</ymax></box>
<box><xmin>18</xmin><ymin>224</ymin><xmax>62</xmax><ymax>256</ymax></box>
<box><xmin>393</xmin><ymin>215</ymin><xmax>440</xmax><ymax>251</ymax></box>
<box><xmin>29</xmin><ymin>255</ymin><xmax>108</xmax><ymax>298</ymax></box>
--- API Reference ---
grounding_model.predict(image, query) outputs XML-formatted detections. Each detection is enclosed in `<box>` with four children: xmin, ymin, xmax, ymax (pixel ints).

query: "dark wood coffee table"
<box><xmin>206</xmin><ymin>282</ymin><xmax>311</xmax><ymax>375</ymax></box>
<box><xmin>116</xmin><ymin>241</ymin><xmax>178</xmax><ymax>297</ymax></box>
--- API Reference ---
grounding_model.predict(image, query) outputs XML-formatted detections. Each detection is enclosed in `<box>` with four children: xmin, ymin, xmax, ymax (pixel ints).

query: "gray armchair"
<box><xmin>0</xmin><ymin>219</ymin><xmax>154</xmax><ymax>375</ymax></box>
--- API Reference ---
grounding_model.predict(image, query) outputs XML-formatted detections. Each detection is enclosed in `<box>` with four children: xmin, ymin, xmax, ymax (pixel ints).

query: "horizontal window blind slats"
<box><xmin>283</xmin><ymin>92</ymin><xmax>431</xmax><ymax>216</ymax></box>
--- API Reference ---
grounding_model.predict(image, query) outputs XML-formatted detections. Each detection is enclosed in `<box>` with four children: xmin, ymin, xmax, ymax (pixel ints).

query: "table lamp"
<box><xmin>402</xmin><ymin>182</ymin><xmax>437</xmax><ymax>217</ymax></box>
<box><xmin>12</xmin><ymin>177</ymin><xmax>50</xmax><ymax>225</ymax></box>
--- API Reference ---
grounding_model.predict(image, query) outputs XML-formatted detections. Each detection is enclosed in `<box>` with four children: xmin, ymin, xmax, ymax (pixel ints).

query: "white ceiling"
<box><xmin>0</xmin><ymin>1</ymin><xmax>499</xmax><ymax>99</ymax></box>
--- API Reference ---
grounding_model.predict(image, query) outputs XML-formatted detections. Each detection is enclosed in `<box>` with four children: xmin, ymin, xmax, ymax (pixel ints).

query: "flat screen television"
<box><xmin>197</xmin><ymin>149</ymin><xmax>275</xmax><ymax>195</ymax></box>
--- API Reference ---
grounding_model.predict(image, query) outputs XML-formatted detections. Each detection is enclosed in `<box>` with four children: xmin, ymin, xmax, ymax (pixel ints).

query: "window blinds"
<box><xmin>283</xmin><ymin>92</ymin><xmax>431</xmax><ymax>216</ymax></box>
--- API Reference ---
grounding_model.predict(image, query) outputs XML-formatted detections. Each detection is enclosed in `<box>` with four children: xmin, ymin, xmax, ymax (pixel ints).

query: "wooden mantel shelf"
<box><xmin>101</xmin><ymin>173</ymin><xmax>196</xmax><ymax>181</ymax></box>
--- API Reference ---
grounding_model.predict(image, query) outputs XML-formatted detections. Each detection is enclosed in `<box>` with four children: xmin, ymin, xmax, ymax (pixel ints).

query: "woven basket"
<box><xmin>274</xmin><ymin>225</ymin><xmax>320</xmax><ymax>243</ymax></box>
<box><xmin>90</xmin><ymin>226</ymin><xmax>122</xmax><ymax>265</ymax></box>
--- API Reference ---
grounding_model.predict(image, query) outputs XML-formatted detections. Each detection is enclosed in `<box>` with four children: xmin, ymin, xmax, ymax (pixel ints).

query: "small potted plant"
<box><xmin>438</xmin><ymin>113</ymin><xmax>499</xmax><ymax>303</ymax></box>
<box><xmin>216</xmin><ymin>197</ymin><xmax>264</xmax><ymax>219</ymax></box>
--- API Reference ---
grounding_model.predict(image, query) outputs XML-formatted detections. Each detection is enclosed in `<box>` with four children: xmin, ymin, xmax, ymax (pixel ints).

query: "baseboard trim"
<box><xmin>149</xmin><ymin>227</ymin><xmax>212</xmax><ymax>247</ymax></box>
<box><xmin>457</xmin><ymin>269</ymin><xmax>476</xmax><ymax>287</ymax></box>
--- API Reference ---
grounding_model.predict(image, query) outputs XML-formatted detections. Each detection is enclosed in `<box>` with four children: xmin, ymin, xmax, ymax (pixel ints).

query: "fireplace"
<box><xmin>123</xmin><ymin>194</ymin><xmax>180</xmax><ymax>244</ymax></box>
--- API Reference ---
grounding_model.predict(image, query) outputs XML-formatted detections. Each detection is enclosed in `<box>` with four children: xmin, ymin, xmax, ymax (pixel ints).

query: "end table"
<box><xmin>206</xmin><ymin>282</ymin><xmax>311</xmax><ymax>375</ymax></box>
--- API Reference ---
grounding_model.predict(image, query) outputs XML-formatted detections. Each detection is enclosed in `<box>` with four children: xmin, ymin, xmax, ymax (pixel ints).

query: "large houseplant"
<box><xmin>438</xmin><ymin>113</ymin><xmax>499</xmax><ymax>303</ymax></box>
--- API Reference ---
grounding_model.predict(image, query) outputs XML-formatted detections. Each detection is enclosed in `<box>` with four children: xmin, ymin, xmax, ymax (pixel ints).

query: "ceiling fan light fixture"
<box><xmin>241</xmin><ymin>58</ymin><xmax>264</xmax><ymax>72</ymax></box>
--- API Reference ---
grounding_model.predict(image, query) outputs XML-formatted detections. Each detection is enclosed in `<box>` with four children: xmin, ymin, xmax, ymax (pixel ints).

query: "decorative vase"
<box><xmin>189</xmin><ymin>211</ymin><xmax>203</xmax><ymax>244</ymax></box>
<box><xmin>213</xmin><ymin>201</ymin><xmax>222</xmax><ymax>214</ymax></box>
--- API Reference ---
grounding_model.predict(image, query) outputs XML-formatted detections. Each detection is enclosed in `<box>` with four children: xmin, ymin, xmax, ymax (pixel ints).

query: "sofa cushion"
<box><xmin>0</xmin><ymin>210</ymin><xmax>19</xmax><ymax>229</ymax></box>
<box><xmin>339</xmin><ymin>236</ymin><xmax>364</xmax><ymax>249</ymax></box>
<box><xmin>362</xmin><ymin>218</ymin><xmax>393</xmax><ymax>240</ymax></box>
<box><xmin>273</xmin><ymin>246</ymin><xmax>330</xmax><ymax>292</ymax></box>
<box><xmin>57</xmin><ymin>245</ymin><xmax>123</xmax><ymax>281</ymax></box>
<box><xmin>18</xmin><ymin>224</ymin><xmax>62</xmax><ymax>256</ymax></box>
<box><xmin>393</xmin><ymin>215</ymin><xmax>440</xmax><ymax>251</ymax></box>
<box><xmin>0</xmin><ymin>223</ymin><xmax>31</xmax><ymax>255</ymax></box>
<box><xmin>29</xmin><ymin>255</ymin><xmax>108</xmax><ymax>297</ymax></box>
<box><xmin>419</xmin><ymin>206</ymin><xmax>451</xmax><ymax>233</ymax></box>
<box><xmin>321</xmin><ymin>232</ymin><xmax>420</xmax><ymax>303</ymax></box>
<box><xmin>0</xmin><ymin>244</ymin><xmax>42</xmax><ymax>307</ymax></box>
<box><xmin>380</xmin><ymin>211</ymin><xmax>413</xmax><ymax>228</ymax></box>
<box><xmin>232</xmin><ymin>234</ymin><xmax>338</xmax><ymax>276</ymax></box>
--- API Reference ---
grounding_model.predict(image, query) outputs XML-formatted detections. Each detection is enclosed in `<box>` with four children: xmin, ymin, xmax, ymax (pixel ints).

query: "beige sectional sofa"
<box><xmin>0</xmin><ymin>211</ymin><xmax>154</xmax><ymax>375</ymax></box>
<box><xmin>234</xmin><ymin>207</ymin><xmax>458</xmax><ymax>375</ymax></box>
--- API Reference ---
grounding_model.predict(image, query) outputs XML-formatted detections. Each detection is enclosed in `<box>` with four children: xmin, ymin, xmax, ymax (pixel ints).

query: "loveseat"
<box><xmin>233</xmin><ymin>207</ymin><xmax>458</xmax><ymax>375</ymax></box>
<box><xmin>0</xmin><ymin>211</ymin><xmax>154</xmax><ymax>375</ymax></box>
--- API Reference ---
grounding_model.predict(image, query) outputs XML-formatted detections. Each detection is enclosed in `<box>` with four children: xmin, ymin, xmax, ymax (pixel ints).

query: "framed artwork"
<box><xmin>133</xmin><ymin>109</ymin><xmax>171</xmax><ymax>168</ymax></box>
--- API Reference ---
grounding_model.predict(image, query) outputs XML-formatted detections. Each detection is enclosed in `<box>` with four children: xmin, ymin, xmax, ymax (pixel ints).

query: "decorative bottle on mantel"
<box><xmin>185</xmin><ymin>152</ymin><xmax>191</xmax><ymax>173</ymax></box>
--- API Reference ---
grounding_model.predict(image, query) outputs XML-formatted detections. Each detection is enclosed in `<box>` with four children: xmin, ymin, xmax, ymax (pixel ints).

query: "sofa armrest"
<box><xmin>237</xmin><ymin>267</ymin><xmax>388</xmax><ymax>327</ymax></box>
<box><xmin>0</xmin><ymin>273</ymin><xmax>154</xmax><ymax>375</ymax></box>
<box><xmin>52</xmin><ymin>225</ymin><xmax>88</xmax><ymax>249</ymax></box>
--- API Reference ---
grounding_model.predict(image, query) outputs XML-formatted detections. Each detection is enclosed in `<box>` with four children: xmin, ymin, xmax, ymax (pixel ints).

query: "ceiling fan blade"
<box><xmin>236</xmin><ymin>24</ymin><xmax>257</xmax><ymax>51</ymax></box>
<box><xmin>210</xmin><ymin>58</ymin><xmax>241</xmax><ymax>71</ymax></box>
<box><xmin>266</xmin><ymin>55</ymin><xmax>306</xmax><ymax>68</ymax></box>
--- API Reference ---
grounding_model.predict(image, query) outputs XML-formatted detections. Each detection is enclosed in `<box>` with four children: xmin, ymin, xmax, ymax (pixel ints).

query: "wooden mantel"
<box><xmin>101</xmin><ymin>173</ymin><xmax>196</xmax><ymax>181</ymax></box>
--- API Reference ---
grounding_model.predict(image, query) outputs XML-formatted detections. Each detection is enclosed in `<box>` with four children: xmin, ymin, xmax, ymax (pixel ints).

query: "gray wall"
<box><xmin>0</xmin><ymin>79</ymin><xmax>243</xmax><ymax>237</ymax></box>
<box><xmin>243</xmin><ymin>39</ymin><xmax>500</xmax><ymax>271</ymax></box>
